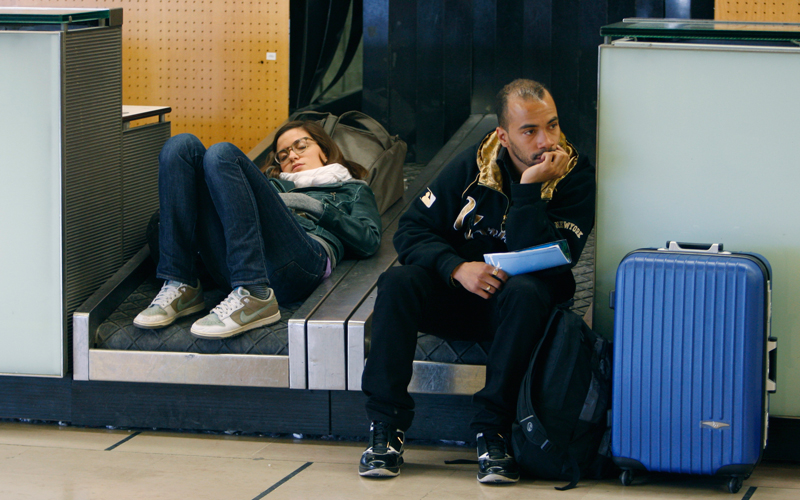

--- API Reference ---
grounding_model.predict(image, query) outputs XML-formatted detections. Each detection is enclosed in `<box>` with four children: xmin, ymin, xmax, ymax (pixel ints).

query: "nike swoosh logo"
<box><xmin>240</xmin><ymin>305</ymin><xmax>274</xmax><ymax>324</ymax></box>
<box><xmin>176</xmin><ymin>293</ymin><xmax>197</xmax><ymax>311</ymax></box>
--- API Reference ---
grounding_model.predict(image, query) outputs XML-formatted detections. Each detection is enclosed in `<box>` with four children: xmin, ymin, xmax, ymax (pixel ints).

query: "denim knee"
<box><xmin>203</xmin><ymin>142</ymin><xmax>244</xmax><ymax>180</ymax></box>
<box><xmin>159</xmin><ymin>133</ymin><xmax>205</xmax><ymax>165</ymax></box>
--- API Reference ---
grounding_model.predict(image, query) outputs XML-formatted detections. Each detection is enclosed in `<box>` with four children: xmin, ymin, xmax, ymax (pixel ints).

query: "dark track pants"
<box><xmin>361</xmin><ymin>264</ymin><xmax>573</xmax><ymax>435</ymax></box>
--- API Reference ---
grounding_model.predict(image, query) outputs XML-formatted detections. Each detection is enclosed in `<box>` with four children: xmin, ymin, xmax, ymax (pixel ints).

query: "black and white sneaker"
<box><xmin>476</xmin><ymin>432</ymin><xmax>520</xmax><ymax>484</ymax></box>
<box><xmin>358</xmin><ymin>421</ymin><xmax>405</xmax><ymax>477</ymax></box>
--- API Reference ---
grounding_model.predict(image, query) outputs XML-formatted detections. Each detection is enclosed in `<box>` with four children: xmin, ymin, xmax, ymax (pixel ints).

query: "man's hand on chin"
<box><xmin>520</xmin><ymin>145</ymin><xmax>570</xmax><ymax>184</ymax></box>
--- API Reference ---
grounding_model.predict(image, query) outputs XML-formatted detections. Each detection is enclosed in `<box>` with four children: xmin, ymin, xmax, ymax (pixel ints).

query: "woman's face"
<box><xmin>275</xmin><ymin>127</ymin><xmax>328</xmax><ymax>174</ymax></box>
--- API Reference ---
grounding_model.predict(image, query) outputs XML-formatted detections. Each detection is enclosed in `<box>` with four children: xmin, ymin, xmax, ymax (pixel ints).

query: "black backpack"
<box><xmin>511</xmin><ymin>303</ymin><xmax>614</xmax><ymax>490</ymax></box>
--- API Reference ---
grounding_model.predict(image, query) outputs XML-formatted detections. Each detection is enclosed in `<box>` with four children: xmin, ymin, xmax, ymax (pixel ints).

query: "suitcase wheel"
<box><xmin>620</xmin><ymin>469</ymin><xmax>634</xmax><ymax>487</ymax></box>
<box><xmin>727</xmin><ymin>476</ymin><xmax>744</xmax><ymax>494</ymax></box>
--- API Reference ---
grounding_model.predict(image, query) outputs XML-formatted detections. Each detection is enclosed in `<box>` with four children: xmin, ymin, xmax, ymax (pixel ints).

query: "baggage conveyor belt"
<box><xmin>73</xmin><ymin>113</ymin><xmax>594</xmax><ymax>396</ymax></box>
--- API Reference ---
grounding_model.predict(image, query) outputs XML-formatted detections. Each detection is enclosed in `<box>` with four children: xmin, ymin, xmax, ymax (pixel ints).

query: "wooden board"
<box><xmin>1</xmin><ymin>0</ymin><xmax>289</xmax><ymax>152</ymax></box>
<box><xmin>716</xmin><ymin>1</ymin><xmax>800</xmax><ymax>22</ymax></box>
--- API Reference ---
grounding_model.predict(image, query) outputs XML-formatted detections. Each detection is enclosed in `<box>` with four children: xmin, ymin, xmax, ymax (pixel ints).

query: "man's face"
<box><xmin>496</xmin><ymin>92</ymin><xmax>561</xmax><ymax>175</ymax></box>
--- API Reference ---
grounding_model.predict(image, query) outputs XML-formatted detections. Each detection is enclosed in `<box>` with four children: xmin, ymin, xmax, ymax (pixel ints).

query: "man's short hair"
<box><xmin>495</xmin><ymin>79</ymin><xmax>550</xmax><ymax>129</ymax></box>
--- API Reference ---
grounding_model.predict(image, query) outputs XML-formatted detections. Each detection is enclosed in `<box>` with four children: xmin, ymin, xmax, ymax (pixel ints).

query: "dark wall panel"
<box><xmin>576</xmin><ymin>0</ymin><xmax>608</xmax><ymax>157</ymax></box>
<box><xmin>443</xmin><ymin>0</ymin><xmax>473</xmax><ymax>140</ymax></box>
<box><xmin>523</xmin><ymin>0</ymin><xmax>553</xmax><ymax>88</ymax></box>
<box><xmin>610</xmin><ymin>0</ymin><xmax>637</xmax><ymax>31</ymax></box>
<box><xmin>416</xmin><ymin>0</ymin><xmax>446</xmax><ymax>161</ymax></box>
<box><xmin>387</xmin><ymin>0</ymin><xmax>418</xmax><ymax>152</ymax></box>
<box><xmin>550</xmin><ymin>0</ymin><xmax>581</xmax><ymax>151</ymax></box>
<box><xmin>362</xmin><ymin>0</ymin><xmax>641</xmax><ymax>162</ymax></box>
<box><xmin>471</xmin><ymin>0</ymin><xmax>497</xmax><ymax>114</ymax></box>
<box><xmin>636</xmin><ymin>0</ymin><xmax>665</xmax><ymax>17</ymax></box>
<box><xmin>363</xmin><ymin>0</ymin><xmax>391</xmax><ymax>131</ymax></box>
<box><xmin>494</xmin><ymin>0</ymin><xmax>524</xmax><ymax>93</ymax></box>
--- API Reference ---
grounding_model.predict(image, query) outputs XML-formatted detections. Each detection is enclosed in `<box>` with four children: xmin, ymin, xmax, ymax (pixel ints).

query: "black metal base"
<box><xmin>2</xmin><ymin>374</ymin><xmax>799</xmax><ymax>459</ymax></box>
<box><xmin>0</xmin><ymin>375</ymin><xmax>474</xmax><ymax>442</ymax></box>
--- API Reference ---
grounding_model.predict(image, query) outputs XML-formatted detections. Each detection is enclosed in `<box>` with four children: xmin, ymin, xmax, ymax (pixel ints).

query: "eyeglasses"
<box><xmin>275</xmin><ymin>137</ymin><xmax>315</xmax><ymax>165</ymax></box>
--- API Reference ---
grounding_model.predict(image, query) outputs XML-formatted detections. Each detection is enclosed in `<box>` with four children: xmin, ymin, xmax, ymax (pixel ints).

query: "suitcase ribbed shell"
<box><xmin>611</xmin><ymin>250</ymin><xmax>768</xmax><ymax>475</ymax></box>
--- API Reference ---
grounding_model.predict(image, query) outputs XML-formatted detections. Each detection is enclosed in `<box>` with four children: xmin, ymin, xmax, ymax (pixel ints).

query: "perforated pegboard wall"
<box><xmin>716</xmin><ymin>1</ymin><xmax>800</xmax><ymax>22</ymax></box>
<box><xmin>2</xmin><ymin>0</ymin><xmax>289</xmax><ymax>152</ymax></box>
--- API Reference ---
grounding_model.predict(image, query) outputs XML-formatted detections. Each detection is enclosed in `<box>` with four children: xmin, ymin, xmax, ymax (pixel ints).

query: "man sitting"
<box><xmin>358</xmin><ymin>79</ymin><xmax>596</xmax><ymax>483</ymax></box>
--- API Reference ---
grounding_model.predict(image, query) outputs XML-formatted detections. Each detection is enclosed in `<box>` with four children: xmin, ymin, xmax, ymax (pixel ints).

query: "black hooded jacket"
<box><xmin>393</xmin><ymin>130</ymin><xmax>596</xmax><ymax>292</ymax></box>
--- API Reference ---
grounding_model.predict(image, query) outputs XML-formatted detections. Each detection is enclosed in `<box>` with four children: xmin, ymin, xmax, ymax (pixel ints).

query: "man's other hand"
<box><xmin>451</xmin><ymin>262</ymin><xmax>509</xmax><ymax>299</ymax></box>
<box><xmin>520</xmin><ymin>145</ymin><xmax>570</xmax><ymax>184</ymax></box>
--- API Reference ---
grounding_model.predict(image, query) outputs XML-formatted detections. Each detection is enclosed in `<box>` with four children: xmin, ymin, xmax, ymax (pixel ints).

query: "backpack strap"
<box><xmin>516</xmin><ymin>303</ymin><xmax>584</xmax><ymax>491</ymax></box>
<box><xmin>518</xmin><ymin>409</ymin><xmax>581</xmax><ymax>490</ymax></box>
<box><xmin>555</xmin><ymin>455</ymin><xmax>581</xmax><ymax>491</ymax></box>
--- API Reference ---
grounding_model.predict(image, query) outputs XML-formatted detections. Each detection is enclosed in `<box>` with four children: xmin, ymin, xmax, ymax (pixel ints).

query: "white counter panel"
<box><xmin>0</xmin><ymin>32</ymin><xmax>64</xmax><ymax>376</ymax></box>
<box><xmin>596</xmin><ymin>42</ymin><xmax>800</xmax><ymax>416</ymax></box>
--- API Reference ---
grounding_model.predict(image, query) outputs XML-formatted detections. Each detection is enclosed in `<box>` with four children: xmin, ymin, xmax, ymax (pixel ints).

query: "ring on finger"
<box><xmin>485</xmin><ymin>285</ymin><xmax>492</xmax><ymax>292</ymax></box>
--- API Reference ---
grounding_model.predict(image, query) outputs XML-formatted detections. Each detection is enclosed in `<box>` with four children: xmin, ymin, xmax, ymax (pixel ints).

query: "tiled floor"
<box><xmin>0</xmin><ymin>420</ymin><xmax>797</xmax><ymax>500</ymax></box>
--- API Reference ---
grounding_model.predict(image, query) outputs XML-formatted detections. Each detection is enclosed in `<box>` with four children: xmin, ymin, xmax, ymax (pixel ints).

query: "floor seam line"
<box><xmin>742</xmin><ymin>486</ymin><xmax>757</xmax><ymax>500</ymax></box>
<box><xmin>251</xmin><ymin>461</ymin><xmax>313</xmax><ymax>499</ymax></box>
<box><xmin>105</xmin><ymin>431</ymin><xmax>142</xmax><ymax>451</ymax></box>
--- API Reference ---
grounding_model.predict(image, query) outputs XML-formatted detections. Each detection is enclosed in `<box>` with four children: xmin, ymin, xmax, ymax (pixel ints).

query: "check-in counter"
<box><xmin>594</xmin><ymin>19</ymin><xmax>800</xmax><ymax>418</ymax></box>
<box><xmin>0</xmin><ymin>7</ymin><xmax>122</xmax><ymax>377</ymax></box>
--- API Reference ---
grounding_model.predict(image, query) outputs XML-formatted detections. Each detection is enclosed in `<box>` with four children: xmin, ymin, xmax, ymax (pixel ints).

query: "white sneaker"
<box><xmin>190</xmin><ymin>286</ymin><xmax>280</xmax><ymax>339</ymax></box>
<box><xmin>133</xmin><ymin>280</ymin><xmax>205</xmax><ymax>329</ymax></box>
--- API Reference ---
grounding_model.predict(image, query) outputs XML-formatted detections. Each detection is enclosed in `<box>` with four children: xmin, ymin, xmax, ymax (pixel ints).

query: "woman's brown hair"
<box><xmin>268</xmin><ymin>120</ymin><xmax>368</xmax><ymax>180</ymax></box>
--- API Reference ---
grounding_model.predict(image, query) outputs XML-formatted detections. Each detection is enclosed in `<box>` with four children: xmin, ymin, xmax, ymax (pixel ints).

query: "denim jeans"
<box><xmin>156</xmin><ymin>133</ymin><xmax>328</xmax><ymax>304</ymax></box>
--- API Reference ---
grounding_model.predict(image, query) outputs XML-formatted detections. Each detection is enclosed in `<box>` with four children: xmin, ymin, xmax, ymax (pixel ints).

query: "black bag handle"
<box><xmin>289</xmin><ymin>110</ymin><xmax>338</xmax><ymax>136</ymax></box>
<box><xmin>334</xmin><ymin>110</ymin><xmax>395</xmax><ymax>150</ymax></box>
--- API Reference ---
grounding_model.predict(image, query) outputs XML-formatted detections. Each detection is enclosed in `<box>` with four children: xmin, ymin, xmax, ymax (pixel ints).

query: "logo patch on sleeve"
<box><xmin>420</xmin><ymin>188</ymin><xmax>436</xmax><ymax>208</ymax></box>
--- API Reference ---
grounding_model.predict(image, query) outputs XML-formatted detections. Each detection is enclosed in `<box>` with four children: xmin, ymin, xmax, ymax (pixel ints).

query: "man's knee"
<box><xmin>377</xmin><ymin>265</ymin><xmax>433</xmax><ymax>295</ymax></box>
<box><xmin>496</xmin><ymin>274</ymin><xmax>557</xmax><ymax>315</ymax></box>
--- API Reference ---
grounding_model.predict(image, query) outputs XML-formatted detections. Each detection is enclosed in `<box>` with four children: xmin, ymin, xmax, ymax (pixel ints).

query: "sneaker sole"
<box><xmin>358</xmin><ymin>467</ymin><xmax>400</xmax><ymax>478</ymax></box>
<box><xmin>133</xmin><ymin>302</ymin><xmax>206</xmax><ymax>329</ymax></box>
<box><xmin>358</xmin><ymin>458</ymin><xmax>402</xmax><ymax>478</ymax></box>
<box><xmin>477</xmin><ymin>473</ymin><xmax>519</xmax><ymax>484</ymax></box>
<box><xmin>190</xmin><ymin>311</ymin><xmax>281</xmax><ymax>339</ymax></box>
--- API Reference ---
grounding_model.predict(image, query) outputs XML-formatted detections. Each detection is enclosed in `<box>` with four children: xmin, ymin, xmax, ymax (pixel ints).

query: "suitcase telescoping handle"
<box><xmin>664</xmin><ymin>241</ymin><xmax>724</xmax><ymax>253</ymax></box>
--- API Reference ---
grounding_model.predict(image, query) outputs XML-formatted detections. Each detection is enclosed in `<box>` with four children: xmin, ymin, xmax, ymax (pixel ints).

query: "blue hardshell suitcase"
<box><xmin>610</xmin><ymin>242</ymin><xmax>777</xmax><ymax>493</ymax></box>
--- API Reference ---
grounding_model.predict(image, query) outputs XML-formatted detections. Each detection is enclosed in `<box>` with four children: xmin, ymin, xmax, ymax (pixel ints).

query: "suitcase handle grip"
<box><xmin>767</xmin><ymin>337</ymin><xmax>777</xmax><ymax>393</ymax></box>
<box><xmin>665</xmin><ymin>241</ymin><xmax>724</xmax><ymax>253</ymax></box>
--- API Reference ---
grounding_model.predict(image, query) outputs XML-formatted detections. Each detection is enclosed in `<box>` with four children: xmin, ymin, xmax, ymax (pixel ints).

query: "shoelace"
<box><xmin>151</xmin><ymin>281</ymin><xmax>183</xmax><ymax>308</ymax></box>
<box><xmin>371</xmin><ymin>422</ymin><xmax>391</xmax><ymax>453</ymax></box>
<box><xmin>484</xmin><ymin>436</ymin><xmax>508</xmax><ymax>459</ymax></box>
<box><xmin>210</xmin><ymin>288</ymin><xmax>246</xmax><ymax>319</ymax></box>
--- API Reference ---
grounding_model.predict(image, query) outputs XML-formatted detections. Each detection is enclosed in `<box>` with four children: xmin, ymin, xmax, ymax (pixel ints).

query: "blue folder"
<box><xmin>483</xmin><ymin>239</ymin><xmax>571</xmax><ymax>275</ymax></box>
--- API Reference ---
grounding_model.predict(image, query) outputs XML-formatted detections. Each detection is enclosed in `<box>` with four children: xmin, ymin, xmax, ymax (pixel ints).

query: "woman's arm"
<box><xmin>315</xmin><ymin>183</ymin><xmax>382</xmax><ymax>258</ymax></box>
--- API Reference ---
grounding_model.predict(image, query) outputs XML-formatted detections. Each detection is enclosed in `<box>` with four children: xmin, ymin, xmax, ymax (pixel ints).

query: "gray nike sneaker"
<box><xmin>133</xmin><ymin>280</ymin><xmax>205</xmax><ymax>329</ymax></box>
<box><xmin>190</xmin><ymin>286</ymin><xmax>280</xmax><ymax>339</ymax></box>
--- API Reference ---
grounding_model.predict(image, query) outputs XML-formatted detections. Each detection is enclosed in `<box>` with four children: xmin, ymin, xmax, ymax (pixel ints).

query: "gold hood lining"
<box><xmin>475</xmin><ymin>130</ymin><xmax>578</xmax><ymax>200</ymax></box>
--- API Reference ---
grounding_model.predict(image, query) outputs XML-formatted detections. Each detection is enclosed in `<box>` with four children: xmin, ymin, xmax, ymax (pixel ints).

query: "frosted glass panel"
<box><xmin>0</xmin><ymin>32</ymin><xmax>64</xmax><ymax>376</ymax></box>
<box><xmin>595</xmin><ymin>42</ymin><xmax>800</xmax><ymax>416</ymax></box>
